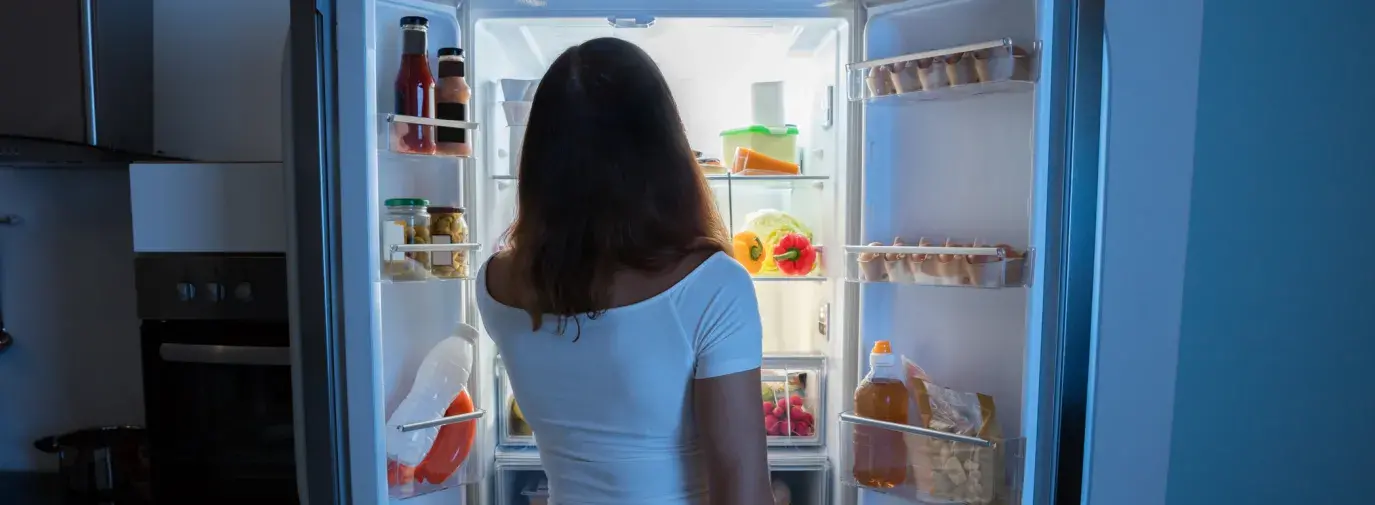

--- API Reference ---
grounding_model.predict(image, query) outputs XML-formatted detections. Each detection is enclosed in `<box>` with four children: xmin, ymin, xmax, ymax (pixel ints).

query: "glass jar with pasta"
<box><xmin>381</xmin><ymin>198</ymin><xmax>431</xmax><ymax>281</ymax></box>
<box><xmin>427</xmin><ymin>206</ymin><xmax>469</xmax><ymax>278</ymax></box>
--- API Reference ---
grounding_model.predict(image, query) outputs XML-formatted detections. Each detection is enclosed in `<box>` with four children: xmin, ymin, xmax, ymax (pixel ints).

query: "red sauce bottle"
<box><xmin>393</xmin><ymin>16</ymin><xmax>437</xmax><ymax>155</ymax></box>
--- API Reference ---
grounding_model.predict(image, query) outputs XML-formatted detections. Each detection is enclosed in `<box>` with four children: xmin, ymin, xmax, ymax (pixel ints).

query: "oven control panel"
<box><xmin>135</xmin><ymin>254</ymin><xmax>287</xmax><ymax>320</ymax></box>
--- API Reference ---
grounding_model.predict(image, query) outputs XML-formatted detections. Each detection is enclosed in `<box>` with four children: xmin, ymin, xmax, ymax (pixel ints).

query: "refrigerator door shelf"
<box><xmin>380</xmin><ymin>244</ymin><xmax>482</xmax><ymax>283</ymax></box>
<box><xmin>381</xmin><ymin>114</ymin><xmax>480</xmax><ymax>159</ymax></box>
<box><xmin>385</xmin><ymin>410</ymin><xmax>488</xmax><ymax>501</ymax></box>
<box><xmin>843</xmin><ymin>245</ymin><xmax>1030</xmax><ymax>288</ymax></box>
<box><xmin>839</xmin><ymin>412</ymin><xmax>1026</xmax><ymax>505</ymax></box>
<box><xmin>847</xmin><ymin>39</ymin><xmax>1037</xmax><ymax>102</ymax></box>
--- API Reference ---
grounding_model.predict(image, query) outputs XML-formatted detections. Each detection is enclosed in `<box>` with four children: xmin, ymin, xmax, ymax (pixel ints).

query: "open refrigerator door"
<box><xmin>319</xmin><ymin>0</ymin><xmax>490</xmax><ymax>503</ymax></box>
<box><xmin>839</xmin><ymin>0</ymin><xmax>1100</xmax><ymax>503</ymax></box>
<box><xmin>842</xmin><ymin>0</ymin><xmax>1040</xmax><ymax>500</ymax></box>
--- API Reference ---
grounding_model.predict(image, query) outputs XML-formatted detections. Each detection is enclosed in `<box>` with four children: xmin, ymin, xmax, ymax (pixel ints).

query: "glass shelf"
<box><xmin>381</xmin><ymin>243</ymin><xmax>480</xmax><ymax>282</ymax></box>
<box><xmin>848</xmin><ymin>39</ymin><xmax>1036</xmax><ymax>103</ymax></box>
<box><xmin>839</xmin><ymin>412</ymin><xmax>1024</xmax><ymax>504</ymax></box>
<box><xmin>844</xmin><ymin>244</ymin><xmax>1028</xmax><ymax>288</ymax></box>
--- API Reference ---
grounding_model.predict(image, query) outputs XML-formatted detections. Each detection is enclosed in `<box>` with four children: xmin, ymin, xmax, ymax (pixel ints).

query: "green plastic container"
<box><xmin>721</xmin><ymin>124</ymin><xmax>799</xmax><ymax>165</ymax></box>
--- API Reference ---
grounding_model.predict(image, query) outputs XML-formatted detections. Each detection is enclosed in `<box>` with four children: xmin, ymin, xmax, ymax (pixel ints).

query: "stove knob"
<box><xmin>204</xmin><ymin>282</ymin><xmax>226</xmax><ymax>302</ymax></box>
<box><xmin>175</xmin><ymin>282</ymin><xmax>196</xmax><ymax>302</ymax></box>
<box><xmin>234</xmin><ymin>282</ymin><xmax>254</xmax><ymax>302</ymax></box>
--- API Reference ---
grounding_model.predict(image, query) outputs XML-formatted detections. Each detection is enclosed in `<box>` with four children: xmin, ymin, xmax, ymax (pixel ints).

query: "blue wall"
<box><xmin>1166</xmin><ymin>0</ymin><xmax>1375</xmax><ymax>503</ymax></box>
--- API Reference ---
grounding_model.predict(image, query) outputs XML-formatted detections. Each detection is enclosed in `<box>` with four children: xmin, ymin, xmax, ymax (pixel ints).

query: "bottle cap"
<box><xmin>872</xmin><ymin>340</ymin><xmax>892</xmax><ymax>354</ymax></box>
<box><xmin>438</xmin><ymin>47</ymin><xmax>464</xmax><ymax>57</ymax></box>
<box><xmin>400</xmin><ymin>16</ymin><xmax>429</xmax><ymax>27</ymax></box>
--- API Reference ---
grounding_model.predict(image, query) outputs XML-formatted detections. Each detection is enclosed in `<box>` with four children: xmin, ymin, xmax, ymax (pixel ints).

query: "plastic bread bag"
<box><xmin>902</xmin><ymin>356</ymin><xmax>1006</xmax><ymax>504</ymax></box>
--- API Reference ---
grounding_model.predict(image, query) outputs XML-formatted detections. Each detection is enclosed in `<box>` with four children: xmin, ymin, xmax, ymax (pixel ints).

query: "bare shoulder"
<box><xmin>484</xmin><ymin>251</ymin><xmax>521</xmax><ymax>307</ymax></box>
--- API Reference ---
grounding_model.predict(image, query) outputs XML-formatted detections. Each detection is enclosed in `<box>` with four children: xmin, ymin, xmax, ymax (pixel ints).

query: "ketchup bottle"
<box><xmin>393</xmin><ymin>16</ymin><xmax>437</xmax><ymax>155</ymax></box>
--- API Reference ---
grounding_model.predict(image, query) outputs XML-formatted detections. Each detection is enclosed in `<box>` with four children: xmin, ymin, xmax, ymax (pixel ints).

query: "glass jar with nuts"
<box><xmin>380</xmin><ymin>198</ymin><xmax>431</xmax><ymax>281</ymax></box>
<box><xmin>427</xmin><ymin>206</ymin><xmax>469</xmax><ymax>278</ymax></box>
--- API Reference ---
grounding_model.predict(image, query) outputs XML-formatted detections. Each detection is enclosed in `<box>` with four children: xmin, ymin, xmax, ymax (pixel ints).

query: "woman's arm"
<box><xmin>695</xmin><ymin>367</ymin><xmax>774</xmax><ymax>505</ymax></box>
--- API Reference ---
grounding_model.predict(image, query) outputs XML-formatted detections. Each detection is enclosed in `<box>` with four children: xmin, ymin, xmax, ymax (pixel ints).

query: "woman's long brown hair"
<box><xmin>503</xmin><ymin>38</ymin><xmax>729</xmax><ymax>337</ymax></box>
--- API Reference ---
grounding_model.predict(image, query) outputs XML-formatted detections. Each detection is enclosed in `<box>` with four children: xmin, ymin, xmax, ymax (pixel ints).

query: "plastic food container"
<box><xmin>761</xmin><ymin>358</ymin><xmax>824</xmax><ymax>446</ymax></box>
<box><xmin>381</xmin><ymin>198</ymin><xmax>431</xmax><ymax>281</ymax></box>
<box><xmin>427</xmin><ymin>206</ymin><xmax>469</xmax><ymax>278</ymax></box>
<box><xmin>721</xmin><ymin>125</ymin><xmax>799</xmax><ymax>165</ymax></box>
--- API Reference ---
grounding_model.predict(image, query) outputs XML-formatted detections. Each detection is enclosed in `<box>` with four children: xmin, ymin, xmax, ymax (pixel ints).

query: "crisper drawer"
<box><xmin>493</xmin><ymin>452</ymin><xmax>830</xmax><ymax>505</ymax></box>
<box><xmin>839</xmin><ymin>412</ymin><xmax>1025</xmax><ymax>505</ymax></box>
<box><xmin>762</xmin><ymin>356</ymin><xmax>826</xmax><ymax>447</ymax></box>
<box><xmin>497</xmin><ymin>356</ymin><xmax>826</xmax><ymax>448</ymax></box>
<box><xmin>495</xmin><ymin>357</ymin><xmax>535</xmax><ymax>448</ymax></box>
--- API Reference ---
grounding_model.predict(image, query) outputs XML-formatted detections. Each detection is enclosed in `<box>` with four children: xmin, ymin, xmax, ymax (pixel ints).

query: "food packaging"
<box><xmin>884</xmin><ymin>237</ymin><xmax>915</xmax><ymax>283</ymax></box>
<box><xmin>722</xmin><ymin>126</ymin><xmax>800</xmax><ymax>166</ymax></box>
<box><xmin>903</xmin><ymin>356</ymin><xmax>1005</xmax><ymax>504</ymax></box>
<box><xmin>731</xmin><ymin>146</ymin><xmax>801</xmax><ymax>176</ymax></box>
<box><xmin>888</xmin><ymin>62</ymin><xmax>922</xmax><ymax>94</ymax></box>
<box><xmin>907</xmin><ymin>237</ymin><xmax>941</xmax><ymax>285</ymax></box>
<box><xmin>916</xmin><ymin>58</ymin><xmax>949</xmax><ymax>90</ymax></box>
<box><xmin>945</xmin><ymin>53</ymin><xmax>977</xmax><ymax>85</ymax></box>
<box><xmin>866</xmin><ymin>65</ymin><xmax>894</xmax><ymax>97</ymax></box>
<box><xmin>998</xmin><ymin>244</ymin><xmax>1026</xmax><ymax>286</ymax></box>
<box><xmin>973</xmin><ymin>46</ymin><xmax>1016</xmax><ymax>83</ymax></box>
<box><xmin>964</xmin><ymin>240</ymin><xmax>1005</xmax><ymax>288</ymax></box>
<box><xmin>752</xmin><ymin>81</ymin><xmax>786</xmax><ymax>126</ymax></box>
<box><xmin>857</xmin><ymin>241</ymin><xmax>888</xmax><ymax>282</ymax></box>
<box><xmin>934</xmin><ymin>239</ymin><xmax>967</xmax><ymax>285</ymax></box>
<box><xmin>501</xmin><ymin>101</ymin><xmax>532</xmax><ymax>126</ymax></box>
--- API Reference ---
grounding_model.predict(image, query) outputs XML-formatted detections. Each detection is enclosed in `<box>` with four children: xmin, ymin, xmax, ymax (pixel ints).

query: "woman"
<box><xmin>477</xmin><ymin>38</ymin><xmax>773</xmax><ymax>505</ymax></box>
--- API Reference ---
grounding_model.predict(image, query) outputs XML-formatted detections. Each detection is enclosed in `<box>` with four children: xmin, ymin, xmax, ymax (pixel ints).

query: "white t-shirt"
<box><xmin>477</xmin><ymin>252</ymin><xmax>762</xmax><ymax>505</ymax></box>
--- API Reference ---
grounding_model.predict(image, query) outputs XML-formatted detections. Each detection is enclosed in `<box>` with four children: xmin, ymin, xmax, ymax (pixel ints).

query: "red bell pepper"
<box><xmin>773</xmin><ymin>233</ymin><xmax>817</xmax><ymax>276</ymax></box>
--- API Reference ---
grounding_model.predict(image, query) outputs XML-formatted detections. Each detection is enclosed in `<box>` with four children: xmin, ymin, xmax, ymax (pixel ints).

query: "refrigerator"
<box><xmin>284</xmin><ymin>0</ymin><xmax>1105</xmax><ymax>504</ymax></box>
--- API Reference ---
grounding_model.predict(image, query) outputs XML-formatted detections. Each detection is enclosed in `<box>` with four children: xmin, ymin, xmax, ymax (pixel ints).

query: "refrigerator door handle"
<box><xmin>159</xmin><ymin>343</ymin><xmax>292</xmax><ymax>366</ymax></box>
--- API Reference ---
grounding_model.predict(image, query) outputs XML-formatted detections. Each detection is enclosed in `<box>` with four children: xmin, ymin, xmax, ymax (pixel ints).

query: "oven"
<box><xmin>135</xmin><ymin>254</ymin><xmax>297</xmax><ymax>504</ymax></box>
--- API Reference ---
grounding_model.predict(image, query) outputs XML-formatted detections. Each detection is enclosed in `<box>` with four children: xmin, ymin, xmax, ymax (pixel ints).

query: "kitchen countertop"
<box><xmin>0</xmin><ymin>472</ymin><xmax>63</xmax><ymax>504</ymax></box>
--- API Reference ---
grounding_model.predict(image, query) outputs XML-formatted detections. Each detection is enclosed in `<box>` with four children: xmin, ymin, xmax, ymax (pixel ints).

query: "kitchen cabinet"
<box><xmin>153</xmin><ymin>0</ymin><xmax>287</xmax><ymax>162</ymax></box>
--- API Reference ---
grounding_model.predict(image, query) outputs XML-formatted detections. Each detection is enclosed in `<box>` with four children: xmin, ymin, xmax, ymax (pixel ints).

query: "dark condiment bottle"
<box><xmin>435</xmin><ymin>48</ymin><xmax>472</xmax><ymax>157</ymax></box>
<box><xmin>393</xmin><ymin>16</ymin><xmax>437</xmax><ymax>155</ymax></box>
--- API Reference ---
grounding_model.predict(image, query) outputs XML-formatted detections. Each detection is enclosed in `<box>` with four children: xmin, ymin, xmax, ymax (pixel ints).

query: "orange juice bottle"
<box><xmin>852</xmin><ymin>340</ymin><xmax>909</xmax><ymax>488</ymax></box>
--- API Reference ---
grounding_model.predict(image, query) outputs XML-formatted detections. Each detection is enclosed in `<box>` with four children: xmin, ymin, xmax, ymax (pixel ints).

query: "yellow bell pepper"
<box><xmin>732</xmin><ymin>231</ymin><xmax>765</xmax><ymax>274</ymax></box>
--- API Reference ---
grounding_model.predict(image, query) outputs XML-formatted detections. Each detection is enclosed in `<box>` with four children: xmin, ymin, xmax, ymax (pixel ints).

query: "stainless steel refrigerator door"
<box><xmin>1023</xmin><ymin>0</ymin><xmax>1103</xmax><ymax>503</ymax></box>
<box><xmin>287</xmin><ymin>0</ymin><xmax>352</xmax><ymax>503</ymax></box>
